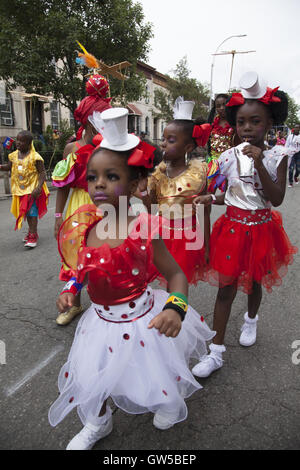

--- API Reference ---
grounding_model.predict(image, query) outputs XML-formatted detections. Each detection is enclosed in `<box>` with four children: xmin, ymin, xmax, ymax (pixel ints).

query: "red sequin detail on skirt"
<box><xmin>207</xmin><ymin>207</ymin><xmax>298</xmax><ymax>294</ymax></box>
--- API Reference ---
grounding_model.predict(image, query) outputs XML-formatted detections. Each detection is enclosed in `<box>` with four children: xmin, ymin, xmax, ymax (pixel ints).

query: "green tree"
<box><xmin>0</xmin><ymin>0</ymin><xmax>153</xmax><ymax>127</ymax></box>
<box><xmin>153</xmin><ymin>56</ymin><xmax>210</xmax><ymax>122</ymax></box>
<box><xmin>286</xmin><ymin>94</ymin><xmax>300</xmax><ymax>128</ymax></box>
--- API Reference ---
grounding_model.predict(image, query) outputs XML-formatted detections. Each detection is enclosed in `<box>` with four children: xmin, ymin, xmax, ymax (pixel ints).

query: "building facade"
<box><xmin>0</xmin><ymin>61</ymin><xmax>169</xmax><ymax>146</ymax></box>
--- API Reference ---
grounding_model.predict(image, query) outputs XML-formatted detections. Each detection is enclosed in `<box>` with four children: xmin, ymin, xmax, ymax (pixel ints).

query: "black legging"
<box><xmin>289</xmin><ymin>152</ymin><xmax>300</xmax><ymax>184</ymax></box>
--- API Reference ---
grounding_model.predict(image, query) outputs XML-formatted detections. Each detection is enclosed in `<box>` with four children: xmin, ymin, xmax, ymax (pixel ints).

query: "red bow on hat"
<box><xmin>127</xmin><ymin>140</ymin><xmax>156</xmax><ymax>169</ymax></box>
<box><xmin>226</xmin><ymin>87</ymin><xmax>281</xmax><ymax>107</ymax></box>
<box><xmin>259</xmin><ymin>87</ymin><xmax>281</xmax><ymax>105</ymax></box>
<box><xmin>192</xmin><ymin>123</ymin><xmax>212</xmax><ymax>147</ymax></box>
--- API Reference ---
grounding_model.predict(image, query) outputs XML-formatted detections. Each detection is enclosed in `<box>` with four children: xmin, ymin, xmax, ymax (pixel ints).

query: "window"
<box><xmin>145</xmin><ymin>85</ymin><xmax>150</xmax><ymax>104</ymax></box>
<box><xmin>136</xmin><ymin>116</ymin><xmax>141</xmax><ymax>135</ymax></box>
<box><xmin>0</xmin><ymin>93</ymin><xmax>14</xmax><ymax>126</ymax></box>
<box><xmin>145</xmin><ymin>116</ymin><xmax>150</xmax><ymax>135</ymax></box>
<box><xmin>50</xmin><ymin>101</ymin><xmax>60</xmax><ymax>130</ymax></box>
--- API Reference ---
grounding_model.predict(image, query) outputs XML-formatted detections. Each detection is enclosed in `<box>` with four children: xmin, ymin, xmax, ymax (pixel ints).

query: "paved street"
<box><xmin>0</xmin><ymin>183</ymin><xmax>299</xmax><ymax>450</ymax></box>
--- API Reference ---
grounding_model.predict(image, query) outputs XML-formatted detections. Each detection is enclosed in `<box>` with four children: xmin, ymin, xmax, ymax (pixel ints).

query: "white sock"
<box><xmin>87</xmin><ymin>405</ymin><xmax>112</xmax><ymax>428</ymax></box>
<box><xmin>209</xmin><ymin>343</ymin><xmax>226</xmax><ymax>356</ymax></box>
<box><xmin>244</xmin><ymin>312</ymin><xmax>258</xmax><ymax>323</ymax></box>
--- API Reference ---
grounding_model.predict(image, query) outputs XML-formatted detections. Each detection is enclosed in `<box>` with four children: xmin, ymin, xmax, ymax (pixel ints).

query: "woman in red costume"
<box><xmin>52</xmin><ymin>74</ymin><xmax>111</xmax><ymax>325</ymax></box>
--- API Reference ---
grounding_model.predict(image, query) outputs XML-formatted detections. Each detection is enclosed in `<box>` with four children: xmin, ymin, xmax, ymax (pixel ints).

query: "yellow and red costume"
<box><xmin>8</xmin><ymin>146</ymin><xmax>49</xmax><ymax>230</ymax></box>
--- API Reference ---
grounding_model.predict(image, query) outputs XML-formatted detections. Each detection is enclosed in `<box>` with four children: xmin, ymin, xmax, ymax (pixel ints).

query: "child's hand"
<box><xmin>133</xmin><ymin>177</ymin><xmax>149</xmax><ymax>199</ymax></box>
<box><xmin>193</xmin><ymin>194</ymin><xmax>213</xmax><ymax>207</ymax></box>
<box><xmin>56</xmin><ymin>293</ymin><xmax>75</xmax><ymax>313</ymax></box>
<box><xmin>242</xmin><ymin>145</ymin><xmax>264</xmax><ymax>169</ymax></box>
<box><xmin>148</xmin><ymin>309</ymin><xmax>182</xmax><ymax>338</ymax></box>
<box><xmin>31</xmin><ymin>187</ymin><xmax>41</xmax><ymax>199</ymax></box>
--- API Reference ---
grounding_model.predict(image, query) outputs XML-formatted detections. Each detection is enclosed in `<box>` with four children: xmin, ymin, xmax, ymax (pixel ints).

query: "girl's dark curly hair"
<box><xmin>225</xmin><ymin>90</ymin><xmax>288</xmax><ymax>127</ymax></box>
<box><xmin>88</xmin><ymin>147</ymin><xmax>150</xmax><ymax>181</ymax></box>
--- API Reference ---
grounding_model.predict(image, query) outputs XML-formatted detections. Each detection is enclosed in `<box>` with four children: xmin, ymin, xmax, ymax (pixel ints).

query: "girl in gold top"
<box><xmin>139</xmin><ymin>98</ymin><xmax>216</xmax><ymax>285</ymax></box>
<box><xmin>0</xmin><ymin>131</ymin><xmax>49</xmax><ymax>248</ymax></box>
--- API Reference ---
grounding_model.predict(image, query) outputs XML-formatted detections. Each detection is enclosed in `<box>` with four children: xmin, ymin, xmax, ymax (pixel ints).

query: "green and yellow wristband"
<box><xmin>162</xmin><ymin>292</ymin><xmax>188</xmax><ymax>321</ymax></box>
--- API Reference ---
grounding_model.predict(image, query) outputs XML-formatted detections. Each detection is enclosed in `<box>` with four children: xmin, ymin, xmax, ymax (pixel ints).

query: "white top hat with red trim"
<box><xmin>89</xmin><ymin>107</ymin><xmax>140</xmax><ymax>151</ymax></box>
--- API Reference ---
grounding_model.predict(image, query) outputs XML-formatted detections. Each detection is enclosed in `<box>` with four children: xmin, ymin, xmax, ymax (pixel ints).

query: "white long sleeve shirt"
<box><xmin>285</xmin><ymin>133</ymin><xmax>300</xmax><ymax>155</ymax></box>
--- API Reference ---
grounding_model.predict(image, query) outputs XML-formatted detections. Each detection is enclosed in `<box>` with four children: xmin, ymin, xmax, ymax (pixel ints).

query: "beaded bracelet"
<box><xmin>61</xmin><ymin>277</ymin><xmax>83</xmax><ymax>296</ymax></box>
<box><xmin>162</xmin><ymin>292</ymin><xmax>188</xmax><ymax>321</ymax></box>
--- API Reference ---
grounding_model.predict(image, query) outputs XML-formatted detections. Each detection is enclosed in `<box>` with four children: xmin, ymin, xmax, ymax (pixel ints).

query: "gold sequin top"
<box><xmin>148</xmin><ymin>159</ymin><xmax>208</xmax><ymax>219</ymax></box>
<box><xmin>8</xmin><ymin>149</ymin><xmax>44</xmax><ymax>196</ymax></box>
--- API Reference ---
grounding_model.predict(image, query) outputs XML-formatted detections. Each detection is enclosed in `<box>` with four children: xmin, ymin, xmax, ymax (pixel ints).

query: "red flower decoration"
<box><xmin>192</xmin><ymin>123</ymin><xmax>212</xmax><ymax>147</ymax></box>
<box><xmin>127</xmin><ymin>141</ymin><xmax>156</xmax><ymax>169</ymax></box>
<box><xmin>226</xmin><ymin>93</ymin><xmax>245</xmax><ymax>107</ymax></box>
<box><xmin>258</xmin><ymin>87</ymin><xmax>281</xmax><ymax>105</ymax></box>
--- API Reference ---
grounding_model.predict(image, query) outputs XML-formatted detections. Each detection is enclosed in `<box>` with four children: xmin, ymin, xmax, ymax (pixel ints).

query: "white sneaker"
<box><xmin>192</xmin><ymin>344</ymin><xmax>226</xmax><ymax>378</ymax></box>
<box><xmin>153</xmin><ymin>410</ymin><xmax>179</xmax><ymax>430</ymax></box>
<box><xmin>66</xmin><ymin>416</ymin><xmax>113</xmax><ymax>450</ymax></box>
<box><xmin>239</xmin><ymin>312</ymin><xmax>258</xmax><ymax>347</ymax></box>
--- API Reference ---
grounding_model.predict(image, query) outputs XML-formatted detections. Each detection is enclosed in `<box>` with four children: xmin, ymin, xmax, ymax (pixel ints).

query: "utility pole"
<box><xmin>212</xmin><ymin>49</ymin><xmax>256</xmax><ymax>91</ymax></box>
<box><xmin>209</xmin><ymin>34</ymin><xmax>247</xmax><ymax>110</ymax></box>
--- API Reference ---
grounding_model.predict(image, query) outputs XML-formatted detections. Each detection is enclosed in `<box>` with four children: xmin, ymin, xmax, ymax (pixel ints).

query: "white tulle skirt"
<box><xmin>48</xmin><ymin>287</ymin><xmax>215</xmax><ymax>428</ymax></box>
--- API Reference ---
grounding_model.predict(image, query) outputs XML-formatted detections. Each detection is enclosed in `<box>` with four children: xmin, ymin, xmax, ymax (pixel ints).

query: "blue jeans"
<box><xmin>27</xmin><ymin>201</ymin><xmax>38</xmax><ymax>217</ymax></box>
<box><xmin>289</xmin><ymin>152</ymin><xmax>300</xmax><ymax>184</ymax></box>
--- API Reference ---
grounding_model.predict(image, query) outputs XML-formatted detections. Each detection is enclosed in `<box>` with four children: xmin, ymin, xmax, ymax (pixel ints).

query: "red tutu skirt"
<box><xmin>207</xmin><ymin>206</ymin><xmax>297</xmax><ymax>294</ymax></box>
<box><xmin>158</xmin><ymin>215</ymin><xmax>208</xmax><ymax>285</ymax></box>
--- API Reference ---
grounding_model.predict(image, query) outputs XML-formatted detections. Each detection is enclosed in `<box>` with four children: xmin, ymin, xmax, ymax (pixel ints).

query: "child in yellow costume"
<box><xmin>0</xmin><ymin>131</ymin><xmax>49</xmax><ymax>247</ymax></box>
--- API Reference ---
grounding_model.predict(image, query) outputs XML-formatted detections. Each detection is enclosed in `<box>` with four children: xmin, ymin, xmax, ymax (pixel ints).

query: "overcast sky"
<box><xmin>136</xmin><ymin>0</ymin><xmax>300</xmax><ymax>107</ymax></box>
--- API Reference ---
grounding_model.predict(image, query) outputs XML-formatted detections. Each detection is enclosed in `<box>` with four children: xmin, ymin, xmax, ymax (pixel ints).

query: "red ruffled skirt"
<box><xmin>158</xmin><ymin>215</ymin><xmax>208</xmax><ymax>285</ymax></box>
<box><xmin>207</xmin><ymin>206</ymin><xmax>298</xmax><ymax>294</ymax></box>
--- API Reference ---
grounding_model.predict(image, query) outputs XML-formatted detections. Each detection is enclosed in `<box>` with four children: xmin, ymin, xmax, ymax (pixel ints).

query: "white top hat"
<box><xmin>173</xmin><ymin>96</ymin><xmax>195</xmax><ymax>120</ymax></box>
<box><xmin>239</xmin><ymin>71</ymin><xmax>267</xmax><ymax>99</ymax></box>
<box><xmin>88</xmin><ymin>107</ymin><xmax>140</xmax><ymax>151</ymax></box>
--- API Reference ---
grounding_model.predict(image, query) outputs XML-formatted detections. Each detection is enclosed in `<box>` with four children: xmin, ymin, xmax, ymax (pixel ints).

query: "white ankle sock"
<box><xmin>87</xmin><ymin>405</ymin><xmax>112</xmax><ymax>428</ymax></box>
<box><xmin>209</xmin><ymin>343</ymin><xmax>226</xmax><ymax>356</ymax></box>
<box><xmin>244</xmin><ymin>312</ymin><xmax>258</xmax><ymax>323</ymax></box>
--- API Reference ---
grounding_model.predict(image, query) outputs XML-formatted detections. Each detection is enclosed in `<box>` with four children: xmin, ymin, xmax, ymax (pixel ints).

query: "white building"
<box><xmin>0</xmin><ymin>61</ymin><xmax>168</xmax><ymax>146</ymax></box>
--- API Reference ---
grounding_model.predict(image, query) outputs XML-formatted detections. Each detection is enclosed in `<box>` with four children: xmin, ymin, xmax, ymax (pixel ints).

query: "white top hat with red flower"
<box><xmin>89</xmin><ymin>108</ymin><xmax>140</xmax><ymax>151</ymax></box>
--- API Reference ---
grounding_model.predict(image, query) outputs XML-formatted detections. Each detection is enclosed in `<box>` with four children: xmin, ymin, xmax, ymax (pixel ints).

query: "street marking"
<box><xmin>4</xmin><ymin>345</ymin><xmax>64</xmax><ymax>397</ymax></box>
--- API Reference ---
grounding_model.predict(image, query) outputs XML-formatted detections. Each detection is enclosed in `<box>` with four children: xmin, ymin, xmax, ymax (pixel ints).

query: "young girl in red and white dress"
<box><xmin>48</xmin><ymin>108</ymin><xmax>215</xmax><ymax>450</ymax></box>
<box><xmin>138</xmin><ymin>97</ymin><xmax>215</xmax><ymax>285</ymax></box>
<box><xmin>192</xmin><ymin>72</ymin><xmax>298</xmax><ymax>378</ymax></box>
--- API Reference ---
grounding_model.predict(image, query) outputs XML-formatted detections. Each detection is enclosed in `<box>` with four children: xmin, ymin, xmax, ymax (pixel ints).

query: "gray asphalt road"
<box><xmin>0</xmin><ymin>184</ymin><xmax>299</xmax><ymax>450</ymax></box>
